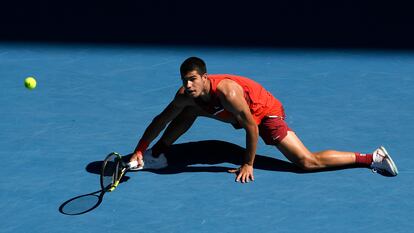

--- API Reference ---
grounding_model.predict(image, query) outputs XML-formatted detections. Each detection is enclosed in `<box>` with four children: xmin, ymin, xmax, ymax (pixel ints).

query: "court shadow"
<box><xmin>86</xmin><ymin>140</ymin><xmax>361</xmax><ymax>176</ymax></box>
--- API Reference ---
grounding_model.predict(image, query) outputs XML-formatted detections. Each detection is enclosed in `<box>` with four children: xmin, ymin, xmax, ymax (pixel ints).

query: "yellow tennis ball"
<box><xmin>24</xmin><ymin>77</ymin><xmax>37</xmax><ymax>90</ymax></box>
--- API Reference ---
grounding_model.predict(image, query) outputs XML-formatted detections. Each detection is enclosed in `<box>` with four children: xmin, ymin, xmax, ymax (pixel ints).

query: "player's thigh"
<box><xmin>276</xmin><ymin>131</ymin><xmax>313</xmax><ymax>164</ymax></box>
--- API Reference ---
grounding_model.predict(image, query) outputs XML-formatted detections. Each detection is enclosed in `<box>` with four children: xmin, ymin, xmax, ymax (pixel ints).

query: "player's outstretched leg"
<box><xmin>276</xmin><ymin>131</ymin><xmax>398</xmax><ymax>176</ymax></box>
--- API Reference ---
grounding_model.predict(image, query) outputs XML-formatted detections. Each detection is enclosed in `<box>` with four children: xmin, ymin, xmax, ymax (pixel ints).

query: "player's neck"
<box><xmin>200</xmin><ymin>78</ymin><xmax>211</xmax><ymax>102</ymax></box>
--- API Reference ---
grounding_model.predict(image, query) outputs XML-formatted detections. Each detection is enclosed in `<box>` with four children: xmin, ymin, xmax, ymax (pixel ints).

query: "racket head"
<box><xmin>100</xmin><ymin>152</ymin><xmax>123</xmax><ymax>192</ymax></box>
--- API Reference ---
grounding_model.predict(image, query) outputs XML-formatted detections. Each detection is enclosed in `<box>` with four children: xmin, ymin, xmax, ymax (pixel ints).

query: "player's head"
<box><xmin>180</xmin><ymin>57</ymin><xmax>207</xmax><ymax>77</ymax></box>
<box><xmin>180</xmin><ymin>57</ymin><xmax>209</xmax><ymax>98</ymax></box>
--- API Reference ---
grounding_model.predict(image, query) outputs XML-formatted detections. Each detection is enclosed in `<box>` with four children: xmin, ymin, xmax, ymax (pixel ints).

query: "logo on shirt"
<box><xmin>272</xmin><ymin>135</ymin><xmax>281</xmax><ymax>141</ymax></box>
<box><xmin>211</xmin><ymin>105</ymin><xmax>224</xmax><ymax>115</ymax></box>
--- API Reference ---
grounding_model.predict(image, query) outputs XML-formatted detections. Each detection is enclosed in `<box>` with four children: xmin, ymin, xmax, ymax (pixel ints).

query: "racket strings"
<box><xmin>114</xmin><ymin>158</ymin><xmax>123</xmax><ymax>181</ymax></box>
<box><xmin>102</xmin><ymin>154</ymin><xmax>119</xmax><ymax>190</ymax></box>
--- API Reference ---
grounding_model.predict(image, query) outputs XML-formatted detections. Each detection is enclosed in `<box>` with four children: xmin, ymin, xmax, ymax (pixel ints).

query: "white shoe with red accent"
<box><xmin>370</xmin><ymin>146</ymin><xmax>398</xmax><ymax>176</ymax></box>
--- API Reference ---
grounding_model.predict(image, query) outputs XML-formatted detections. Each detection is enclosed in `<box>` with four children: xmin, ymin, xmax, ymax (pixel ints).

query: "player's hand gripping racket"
<box><xmin>100</xmin><ymin>152</ymin><xmax>137</xmax><ymax>192</ymax></box>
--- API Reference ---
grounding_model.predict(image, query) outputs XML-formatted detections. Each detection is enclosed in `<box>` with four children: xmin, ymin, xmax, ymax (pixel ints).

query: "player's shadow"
<box><xmin>150</xmin><ymin>140</ymin><xmax>304</xmax><ymax>174</ymax></box>
<box><xmin>86</xmin><ymin>140</ymin><xmax>360</xmax><ymax>176</ymax></box>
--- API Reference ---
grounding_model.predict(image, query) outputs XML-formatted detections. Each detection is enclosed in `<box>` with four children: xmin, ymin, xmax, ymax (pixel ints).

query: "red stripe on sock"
<box><xmin>355</xmin><ymin>152</ymin><xmax>373</xmax><ymax>166</ymax></box>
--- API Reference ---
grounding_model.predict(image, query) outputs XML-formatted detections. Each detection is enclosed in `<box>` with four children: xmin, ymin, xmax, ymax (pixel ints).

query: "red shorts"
<box><xmin>258</xmin><ymin>117</ymin><xmax>292</xmax><ymax>145</ymax></box>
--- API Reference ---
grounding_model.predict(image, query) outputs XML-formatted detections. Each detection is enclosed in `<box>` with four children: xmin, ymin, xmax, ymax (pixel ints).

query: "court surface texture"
<box><xmin>1</xmin><ymin>43</ymin><xmax>413</xmax><ymax>233</ymax></box>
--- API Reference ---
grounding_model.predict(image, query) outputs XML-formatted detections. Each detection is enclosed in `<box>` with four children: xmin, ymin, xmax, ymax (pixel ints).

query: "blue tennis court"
<box><xmin>1</xmin><ymin>43</ymin><xmax>413</xmax><ymax>233</ymax></box>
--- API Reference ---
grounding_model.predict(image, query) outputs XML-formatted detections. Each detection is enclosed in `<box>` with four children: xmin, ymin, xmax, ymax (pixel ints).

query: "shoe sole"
<box><xmin>380</xmin><ymin>146</ymin><xmax>399</xmax><ymax>176</ymax></box>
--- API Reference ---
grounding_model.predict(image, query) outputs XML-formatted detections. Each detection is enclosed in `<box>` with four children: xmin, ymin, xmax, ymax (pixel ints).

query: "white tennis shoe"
<box><xmin>370</xmin><ymin>146</ymin><xmax>398</xmax><ymax>176</ymax></box>
<box><xmin>128</xmin><ymin>149</ymin><xmax>168</xmax><ymax>171</ymax></box>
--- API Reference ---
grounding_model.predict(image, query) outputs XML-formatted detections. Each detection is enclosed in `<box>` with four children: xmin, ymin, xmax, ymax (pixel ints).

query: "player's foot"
<box><xmin>370</xmin><ymin>146</ymin><xmax>398</xmax><ymax>176</ymax></box>
<box><xmin>142</xmin><ymin>149</ymin><xmax>168</xmax><ymax>169</ymax></box>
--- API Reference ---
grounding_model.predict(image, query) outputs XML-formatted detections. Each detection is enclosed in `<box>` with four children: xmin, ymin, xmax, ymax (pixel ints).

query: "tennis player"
<box><xmin>128</xmin><ymin>57</ymin><xmax>398</xmax><ymax>182</ymax></box>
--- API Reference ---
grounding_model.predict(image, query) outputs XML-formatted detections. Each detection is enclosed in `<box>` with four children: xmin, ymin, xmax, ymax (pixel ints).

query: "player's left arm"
<box><xmin>217</xmin><ymin>80</ymin><xmax>258</xmax><ymax>183</ymax></box>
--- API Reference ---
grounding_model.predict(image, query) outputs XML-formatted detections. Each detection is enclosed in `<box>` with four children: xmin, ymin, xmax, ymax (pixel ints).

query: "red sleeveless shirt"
<box><xmin>195</xmin><ymin>74</ymin><xmax>285</xmax><ymax>125</ymax></box>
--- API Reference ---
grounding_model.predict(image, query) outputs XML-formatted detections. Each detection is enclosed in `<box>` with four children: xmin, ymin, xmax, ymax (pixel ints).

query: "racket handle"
<box><xmin>109</xmin><ymin>180</ymin><xmax>120</xmax><ymax>192</ymax></box>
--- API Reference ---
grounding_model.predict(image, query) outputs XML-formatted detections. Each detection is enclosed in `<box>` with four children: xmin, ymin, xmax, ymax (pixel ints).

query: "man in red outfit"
<box><xmin>128</xmin><ymin>57</ymin><xmax>398</xmax><ymax>182</ymax></box>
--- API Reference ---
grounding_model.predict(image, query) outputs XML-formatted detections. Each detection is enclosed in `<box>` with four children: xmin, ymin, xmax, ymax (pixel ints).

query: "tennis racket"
<box><xmin>100</xmin><ymin>152</ymin><xmax>129</xmax><ymax>192</ymax></box>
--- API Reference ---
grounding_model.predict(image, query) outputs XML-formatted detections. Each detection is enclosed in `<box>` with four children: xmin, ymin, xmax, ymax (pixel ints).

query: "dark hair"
<box><xmin>180</xmin><ymin>57</ymin><xmax>207</xmax><ymax>77</ymax></box>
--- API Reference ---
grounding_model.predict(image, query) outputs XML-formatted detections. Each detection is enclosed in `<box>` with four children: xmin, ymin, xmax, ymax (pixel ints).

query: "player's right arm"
<box><xmin>130</xmin><ymin>88</ymin><xmax>191</xmax><ymax>165</ymax></box>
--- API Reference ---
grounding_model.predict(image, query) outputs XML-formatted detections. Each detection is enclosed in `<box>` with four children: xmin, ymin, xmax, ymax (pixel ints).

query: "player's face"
<box><xmin>181</xmin><ymin>70</ymin><xmax>207</xmax><ymax>98</ymax></box>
